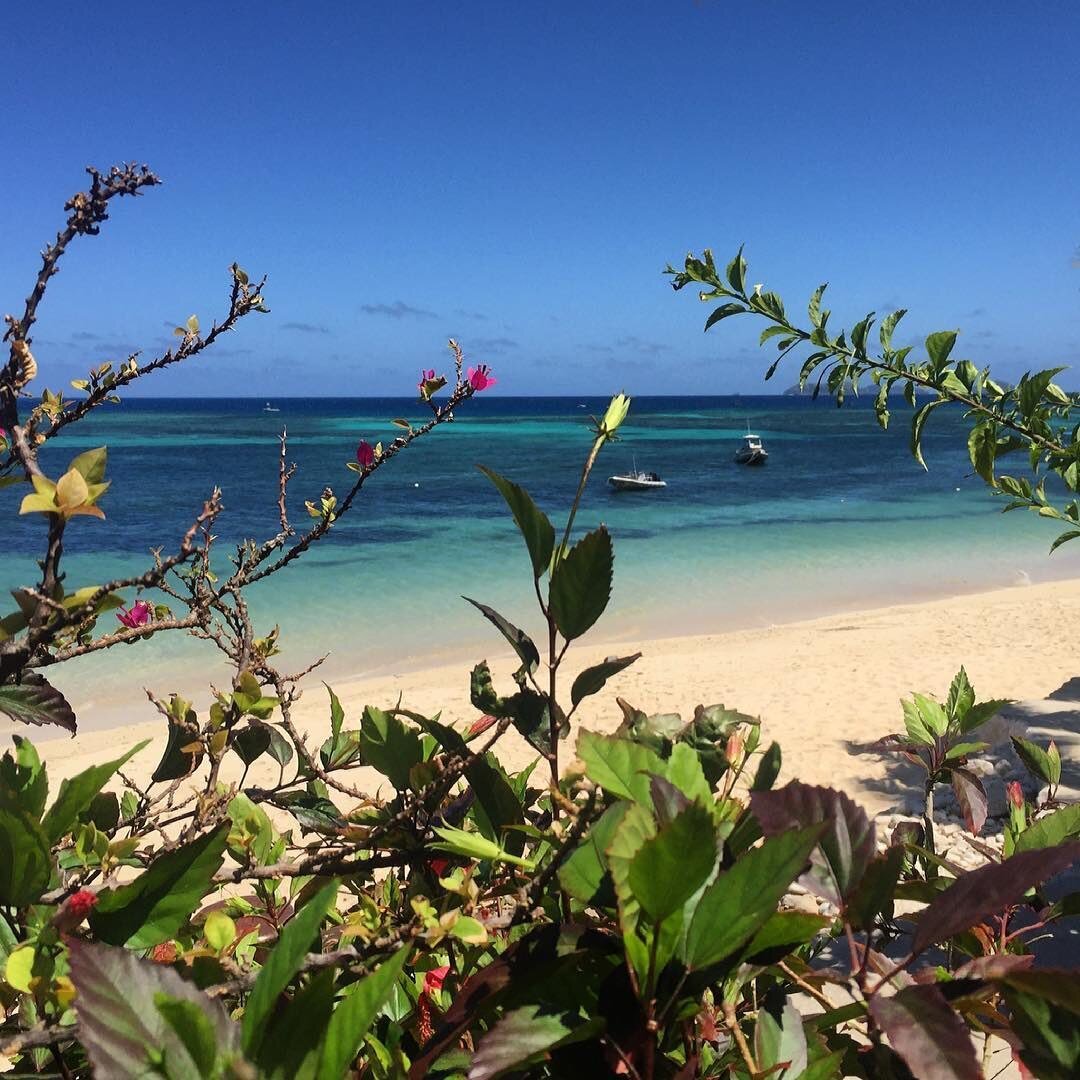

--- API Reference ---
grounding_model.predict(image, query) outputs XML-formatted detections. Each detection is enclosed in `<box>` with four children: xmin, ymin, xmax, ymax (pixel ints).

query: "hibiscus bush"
<box><xmin>2</xmin><ymin>169</ymin><xmax>1080</xmax><ymax>1079</ymax></box>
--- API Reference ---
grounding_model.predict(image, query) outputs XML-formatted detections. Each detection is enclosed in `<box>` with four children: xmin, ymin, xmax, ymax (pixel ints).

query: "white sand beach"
<box><xmin>23</xmin><ymin>577</ymin><xmax>1080</xmax><ymax>817</ymax></box>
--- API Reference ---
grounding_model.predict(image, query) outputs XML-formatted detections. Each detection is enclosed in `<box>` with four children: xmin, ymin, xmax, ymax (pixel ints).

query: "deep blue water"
<box><xmin>3</xmin><ymin>395</ymin><xmax>1074</xmax><ymax>729</ymax></box>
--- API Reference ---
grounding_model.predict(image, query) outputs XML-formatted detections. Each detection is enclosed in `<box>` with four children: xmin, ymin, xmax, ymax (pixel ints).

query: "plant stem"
<box><xmin>722</xmin><ymin>1001</ymin><xmax>758</xmax><ymax>1076</ymax></box>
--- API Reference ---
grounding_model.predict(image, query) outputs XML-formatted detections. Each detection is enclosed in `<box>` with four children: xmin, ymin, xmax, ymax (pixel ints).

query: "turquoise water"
<box><xmin>3</xmin><ymin>395</ymin><xmax>1075</xmax><ymax>731</ymax></box>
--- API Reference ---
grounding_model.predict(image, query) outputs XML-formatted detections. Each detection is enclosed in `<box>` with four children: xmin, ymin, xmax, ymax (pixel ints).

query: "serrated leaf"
<box><xmin>751</xmin><ymin>782</ymin><xmax>875</xmax><ymax>905</ymax></box>
<box><xmin>627</xmin><ymin>802</ymin><xmax>717</xmax><ymax>920</ymax></box>
<box><xmin>682</xmin><ymin>823</ymin><xmax>823</xmax><ymax>971</ymax></box>
<box><xmin>0</xmin><ymin>677</ymin><xmax>77</xmax><ymax>733</ymax></box>
<box><xmin>576</xmin><ymin>729</ymin><xmax>666</xmax><ymax>805</ymax></box>
<box><xmin>549</xmin><ymin>526</ymin><xmax>613</xmax><ymax>640</ymax></box>
<box><xmin>0</xmin><ymin>807</ymin><xmax>51</xmax><ymax>906</ymax></box>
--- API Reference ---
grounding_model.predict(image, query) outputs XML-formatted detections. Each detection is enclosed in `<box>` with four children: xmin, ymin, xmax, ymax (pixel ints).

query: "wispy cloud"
<box><xmin>582</xmin><ymin>343</ymin><xmax>614</xmax><ymax>354</ymax></box>
<box><xmin>469</xmin><ymin>336</ymin><xmax>518</xmax><ymax>354</ymax></box>
<box><xmin>972</xmin><ymin>328</ymin><xmax>996</xmax><ymax>340</ymax></box>
<box><xmin>616</xmin><ymin>335</ymin><xmax>670</xmax><ymax>357</ymax></box>
<box><xmin>282</xmin><ymin>321</ymin><xmax>330</xmax><ymax>334</ymax></box>
<box><xmin>360</xmin><ymin>300</ymin><xmax>438</xmax><ymax>320</ymax></box>
<box><xmin>454</xmin><ymin>308</ymin><xmax>488</xmax><ymax>322</ymax></box>
<box><xmin>71</xmin><ymin>330</ymin><xmax>102</xmax><ymax>342</ymax></box>
<box><xmin>962</xmin><ymin>307</ymin><xmax>987</xmax><ymax>319</ymax></box>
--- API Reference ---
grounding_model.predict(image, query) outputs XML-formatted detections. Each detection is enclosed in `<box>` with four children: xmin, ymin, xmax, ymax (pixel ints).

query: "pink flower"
<box><xmin>418</xmin><ymin>368</ymin><xmax>436</xmax><ymax>392</ymax></box>
<box><xmin>356</xmin><ymin>440</ymin><xmax>375</xmax><ymax>468</ymax></box>
<box><xmin>467</xmin><ymin>365</ymin><xmax>496</xmax><ymax>391</ymax></box>
<box><xmin>424</xmin><ymin>965</ymin><xmax>450</xmax><ymax>994</ymax></box>
<box><xmin>116</xmin><ymin>599</ymin><xmax>152</xmax><ymax>629</ymax></box>
<box><xmin>1007</xmin><ymin>781</ymin><xmax>1025</xmax><ymax>810</ymax></box>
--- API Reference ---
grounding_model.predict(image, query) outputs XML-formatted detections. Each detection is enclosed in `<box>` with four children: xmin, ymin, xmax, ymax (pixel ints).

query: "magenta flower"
<box><xmin>467</xmin><ymin>365</ymin><xmax>496</xmax><ymax>391</ymax></box>
<box><xmin>116</xmin><ymin>599</ymin><xmax>152</xmax><ymax>629</ymax></box>
<box><xmin>0</xmin><ymin>426</ymin><xmax>8</xmax><ymax>449</ymax></box>
<box><xmin>418</xmin><ymin>368</ymin><xmax>436</xmax><ymax>393</ymax></box>
<box><xmin>356</xmin><ymin>440</ymin><xmax>376</xmax><ymax>468</ymax></box>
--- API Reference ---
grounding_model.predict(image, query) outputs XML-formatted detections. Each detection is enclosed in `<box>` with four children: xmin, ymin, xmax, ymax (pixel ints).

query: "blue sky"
<box><xmin>3</xmin><ymin>2</ymin><xmax>1078</xmax><ymax>395</ymax></box>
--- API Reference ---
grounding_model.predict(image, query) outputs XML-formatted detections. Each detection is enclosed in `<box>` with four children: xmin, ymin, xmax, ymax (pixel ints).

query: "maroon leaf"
<box><xmin>69</xmin><ymin>938</ymin><xmax>240</xmax><ymax>1078</ymax></box>
<box><xmin>751</xmin><ymin>782</ymin><xmax>875</xmax><ymax>905</ymax></box>
<box><xmin>869</xmin><ymin>984</ymin><xmax>981</xmax><ymax>1080</ymax></box>
<box><xmin>912</xmin><ymin>842</ymin><xmax>1080</xmax><ymax>955</ymax></box>
<box><xmin>949</xmin><ymin>767</ymin><xmax>988</xmax><ymax>835</ymax></box>
<box><xmin>0</xmin><ymin>675</ymin><xmax>76</xmax><ymax>733</ymax></box>
<box><xmin>954</xmin><ymin>954</ymin><xmax>1034</xmax><ymax>980</ymax></box>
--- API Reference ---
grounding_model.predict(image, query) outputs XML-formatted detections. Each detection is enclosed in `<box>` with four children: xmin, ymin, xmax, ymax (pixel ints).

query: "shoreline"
<box><xmin>21</xmin><ymin>577</ymin><xmax>1080</xmax><ymax>817</ymax></box>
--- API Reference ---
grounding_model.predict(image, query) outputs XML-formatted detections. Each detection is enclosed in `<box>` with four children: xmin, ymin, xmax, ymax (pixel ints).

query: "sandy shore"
<box><xmin>18</xmin><ymin>578</ymin><xmax>1080</xmax><ymax>816</ymax></box>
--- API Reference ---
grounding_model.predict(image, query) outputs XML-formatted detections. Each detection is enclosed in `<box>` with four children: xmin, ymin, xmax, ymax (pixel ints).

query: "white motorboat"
<box><xmin>608</xmin><ymin>461</ymin><xmax>666</xmax><ymax>491</ymax></box>
<box><xmin>263</xmin><ymin>402</ymin><xmax>280</xmax><ymax>413</ymax></box>
<box><xmin>734</xmin><ymin>431</ymin><xmax>768</xmax><ymax>465</ymax></box>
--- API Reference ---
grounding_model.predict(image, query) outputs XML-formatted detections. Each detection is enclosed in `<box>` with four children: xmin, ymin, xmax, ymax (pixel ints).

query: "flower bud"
<box><xmin>601</xmin><ymin>393</ymin><xmax>631</xmax><ymax>437</ymax></box>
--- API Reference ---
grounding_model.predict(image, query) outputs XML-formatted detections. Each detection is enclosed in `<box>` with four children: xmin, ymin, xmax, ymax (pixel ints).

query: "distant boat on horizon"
<box><xmin>263</xmin><ymin>402</ymin><xmax>280</xmax><ymax>413</ymax></box>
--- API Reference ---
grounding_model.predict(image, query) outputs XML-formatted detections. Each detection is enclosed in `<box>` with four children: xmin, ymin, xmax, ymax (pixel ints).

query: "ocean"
<box><xmin>3</xmin><ymin>395</ymin><xmax>1076</xmax><ymax>732</ymax></box>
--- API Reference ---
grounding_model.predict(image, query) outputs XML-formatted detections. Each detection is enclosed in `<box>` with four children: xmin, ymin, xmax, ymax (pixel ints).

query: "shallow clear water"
<box><xmin>3</xmin><ymin>395</ymin><xmax>1074</xmax><ymax>731</ymax></box>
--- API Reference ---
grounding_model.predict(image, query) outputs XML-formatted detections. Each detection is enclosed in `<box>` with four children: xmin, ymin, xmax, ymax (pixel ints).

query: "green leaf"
<box><xmin>314</xmin><ymin>946</ymin><xmax>411</xmax><ymax>1080</ymax></box>
<box><xmin>558</xmin><ymin>801</ymin><xmax>628</xmax><ymax>903</ymax></box>
<box><xmin>464</xmin><ymin>597</ymin><xmax>540</xmax><ymax>675</ymax></box>
<box><xmin>477</xmin><ymin>466</ymin><xmax>555</xmax><ymax>579</ymax></box>
<box><xmin>967</xmin><ymin>422</ymin><xmax>997</xmax><ymax>484</ymax></box>
<box><xmin>754</xmin><ymin>992</ymin><xmax>808</xmax><ymax>1080</ymax></box>
<box><xmin>1016</xmin><ymin>804</ymin><xmax>1080</xmax><ymax>852</ymax></box>
<box><xmin>0</xmin><ymin>807</ymin><xmax>51</xmax><ymax>906</ymax></box>
<box><xmin>752</xmin><ymin>741</ymin><xmax>782</xmax><ymax>791</ymax></box>
<box><xmin>69</xmin><ymin>939</ymin><xmax>242</xmax><ymax>1080</ymax></box>
<box><xmin>233</xmin><ymin>722</ymin><xmax>272</xmax><ymax>767</ymax></box>
<box><xmin>69</xmin><ymin>446</ymin><xmax>108</xmax><ymax>484</ymax></box>
<box><xmin>570</xmin><ymin>652</ymin><xmax>641</xmax><ymax>708</ymax></box>
<box><xmin>726</xmin><ymin>246</ymin><xmax>747</xmax><ymax>293</ymax></box>
<box><xmin>326</xmin><ymin>683</ymin><xmax>344</xmax><ymax>742</ymax></box>
<box><xmin>431</xmin><ymin>825</ymin><xmax>534</xmax><ymax>869</ymax></box>
<box><xmin>549</xmin><ymin>527</ymin><xmax>613</xmax><ymax>641</ymax></box>
<box><xmin>627</xmin><ymin>802</ymin><xmax>717</xmax><ymax>920</ymax></box>
<box><xmin>925</xmin><ymin>330</ymin><xmax>958</xmax><ymax>373</ymax></box>
<box><xmin>846</xmin><ymin>846</ymin><xmax>905</xmax><ymax>931</ymax></box>
<box><xmin>910</xmin><ymin>398</ymin><xmax>947</xmax><ymax>470</ymax></box>
<box><xmin>243</xmin><ymin>881</ymin><xmax>339</xmax><ymax>1056</ymax></box>
<box><xmin>90</xmin><ymin>824</ymin><xmax>229</xmax><ymax>949</ymax></box>
<box><xmin>682</xmin><ymin>823</ymin><xmax>824</xmax><ymax>970</ymax></box>
<box><xmin>704</xmin><ymin>302</ymin><xmax>747</xmax><ymax>330</ymax></box>
<box><xmin>0</xmin><ymin>677</ymin><xmax>77</xmax><ymax>733</ymax></box>
<box><xmin>576</xmin><ymin>729</ymin><xmax>666</xmax><ymax>805</ymax></box>
<box><xmin>740</xmin><ymin>911</ymin><xmax>831</xmax><ymax>965</ymax></box>
<box><xmin>1003</xmin><ymin>982</ymin><xmax>1080</xmax><ymax>1080</ymax></box>
<box><xmin>1</xmin><ymin>735</ymin><xmax>48</xmax><ymax>819</ymax></box>
<box><xmin>41</xmin><ymin>740</ymin><xmax>148</xmax><ymax>844</ymax></box>
<box><xmin>1012</xmin><ymin>735</ymin><xmax>1059</xmax><ymax>787</ymax></box>
<box><xmin>359</xmin><ymin>706</ymin><xmax>422</xmax><ymax>791</ymax></box>
<box><xmin>155</xmin><ymin>994</ymin><xmax>219</xmax><ymax>1077</ymax></box>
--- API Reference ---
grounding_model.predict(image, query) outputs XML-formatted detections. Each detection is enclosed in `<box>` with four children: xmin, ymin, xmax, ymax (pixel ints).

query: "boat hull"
<box><xmin>734</xmin><ymin>449</ymin><xmax>768</xmax><ymax>465</ymax></box>
<box><xmin>608</xmin><ymin>477</ymin><xmax>667</xmax><ymax>491</ymax></box>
